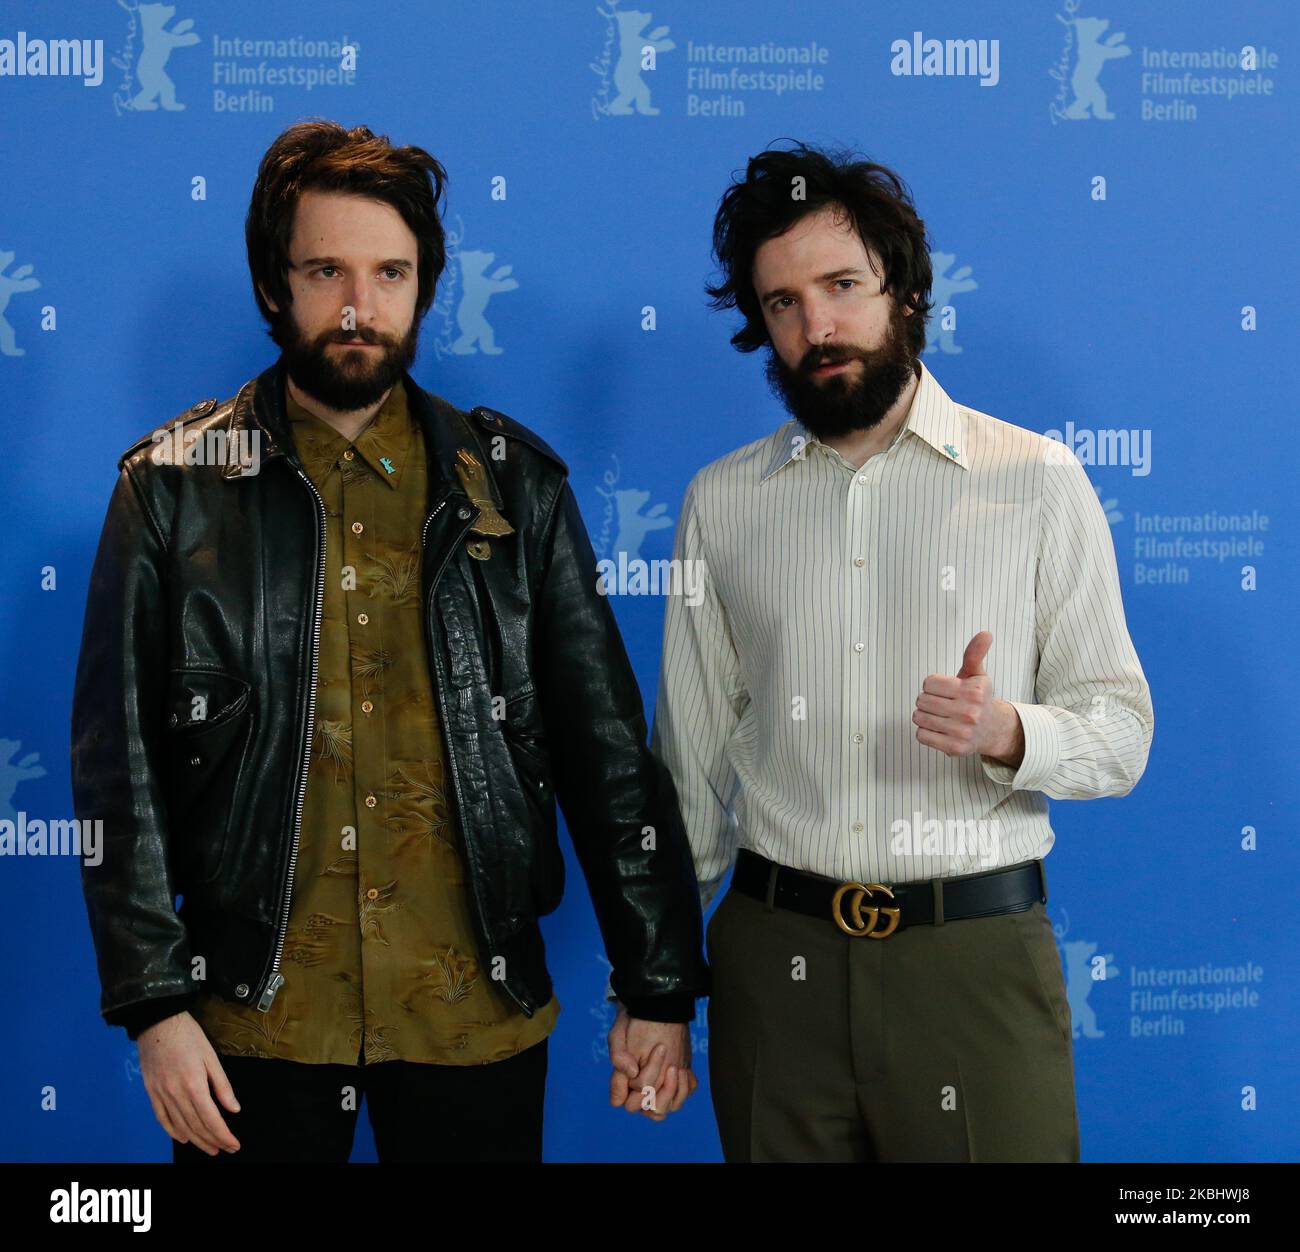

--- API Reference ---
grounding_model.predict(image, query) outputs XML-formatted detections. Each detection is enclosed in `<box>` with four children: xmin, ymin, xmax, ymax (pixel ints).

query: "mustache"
<box><xmin>327</xmin><ymin>330</ymin><xmax>388</xmax><ymax>346</ymax></box>
<box><xmin>802</xmin><ymin>347</ymin><xmax>861</xmax><ymax>371</ymax></box>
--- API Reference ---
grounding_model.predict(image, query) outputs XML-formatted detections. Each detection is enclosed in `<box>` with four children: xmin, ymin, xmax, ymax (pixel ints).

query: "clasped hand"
<box><xmin>607</xmin><ymin>1003</ymin><xmax>697</xmax><ymax>1120</ymax></box>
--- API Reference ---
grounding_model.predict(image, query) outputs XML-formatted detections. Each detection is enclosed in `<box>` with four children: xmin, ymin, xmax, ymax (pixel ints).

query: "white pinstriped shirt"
<box><xmin>650</xmin><ymin>359</ymin><xmax>1154</xmax><ymax>908</ymax></box>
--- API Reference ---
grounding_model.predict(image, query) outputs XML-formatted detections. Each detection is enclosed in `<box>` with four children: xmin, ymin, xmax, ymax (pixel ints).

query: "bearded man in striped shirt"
<box><xmin>652</xmin><ymin>142</ymin><xmax>1153</xmax><ymax>1163</ymax></box>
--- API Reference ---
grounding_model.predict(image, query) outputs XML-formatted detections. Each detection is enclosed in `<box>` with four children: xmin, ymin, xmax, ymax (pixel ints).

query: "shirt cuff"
<box><xmin>108</xmin><ymin>994</ymin><xmax>199</xmax><ymax>1041</ymax></box>
<box><xmin>980</xmin><ymin>701</ymin><xmax>1061</xmax><ymax>792</ymax></box>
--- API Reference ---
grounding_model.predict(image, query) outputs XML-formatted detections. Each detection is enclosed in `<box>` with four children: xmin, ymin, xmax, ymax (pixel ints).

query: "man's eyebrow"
<box><xmin>295</xmin><ymin>256</ymin><xmax>416</xmax><ymax>270</ymax></box>
<box><xmin>759</xmin><ymin>267</ymin><xmax>869</xmax><ymax>304</ymax></box>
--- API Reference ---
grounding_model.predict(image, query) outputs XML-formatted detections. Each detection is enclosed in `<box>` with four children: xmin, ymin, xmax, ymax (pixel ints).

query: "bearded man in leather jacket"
<box><xmin>70</xmin><ymin>120</ymin><xmax>708</xmax><ymax>1163</ymax></box>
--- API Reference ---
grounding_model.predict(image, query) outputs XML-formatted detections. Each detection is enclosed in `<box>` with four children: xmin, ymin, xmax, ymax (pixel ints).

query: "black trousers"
<box><xmin>172</xmin><ymin>1037</ymin><xmax>548</xmax><ymax>1163</ymax></box>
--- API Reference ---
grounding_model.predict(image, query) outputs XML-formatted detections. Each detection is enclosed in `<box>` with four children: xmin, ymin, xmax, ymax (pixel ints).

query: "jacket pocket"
<box><xmin>162</xmin><ymin>669</ymin><xmax>255</xmax><ymax>886</ymax></box>
<box><xmin>501</xmin><ymin>687</ymin><xmax>563</xmax><ymax>913</ymax></box>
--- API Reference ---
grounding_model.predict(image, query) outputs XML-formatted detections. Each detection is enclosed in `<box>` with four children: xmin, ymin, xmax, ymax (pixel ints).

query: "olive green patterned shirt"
<box><xmin>191</xmin><ymin>377</ymin><xmax>560</xmax><ymax>1064</ymax></box>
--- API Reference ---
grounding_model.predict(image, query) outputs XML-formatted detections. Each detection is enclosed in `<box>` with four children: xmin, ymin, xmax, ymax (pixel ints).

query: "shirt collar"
<box><xmin>760</xmin><ymin>357</ymin><xmax>968</xmax><ymax>482</ymax></box>
<box><xmin>284</xmin><ymin>378</ymin><xmax>413</xmax><ymax>489</ymax></box>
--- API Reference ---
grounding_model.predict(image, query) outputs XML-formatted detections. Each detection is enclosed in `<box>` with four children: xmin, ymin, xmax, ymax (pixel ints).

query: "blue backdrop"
<box><xmin>1</xmin><ymin>0</ymin><xmax>1295</xmax><ymax>1163</ymax></box>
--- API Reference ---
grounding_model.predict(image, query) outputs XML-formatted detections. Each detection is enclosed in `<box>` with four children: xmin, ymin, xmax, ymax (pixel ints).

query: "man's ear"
<box><xmin>257</xmin><ymin>282</ymin><xmax>280</xmax><ymax>314</ymax></box>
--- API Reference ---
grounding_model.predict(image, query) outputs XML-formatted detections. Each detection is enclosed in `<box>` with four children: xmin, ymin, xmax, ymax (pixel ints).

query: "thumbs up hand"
<box><xmin>913</xmin><ymin>631</ymin><xmax>1024</xmax><ymax>765</ymax></box>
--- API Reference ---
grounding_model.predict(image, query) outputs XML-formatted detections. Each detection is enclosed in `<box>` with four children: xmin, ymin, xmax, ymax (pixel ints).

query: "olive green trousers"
<box><xmin>706</xmin><ymin>871</ymin><xmax>1080</xmax><ymax>1162</ymax></box>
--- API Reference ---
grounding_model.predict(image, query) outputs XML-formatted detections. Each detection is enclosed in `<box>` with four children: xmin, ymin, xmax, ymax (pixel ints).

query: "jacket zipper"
<box><xmin>421</xmin><ymin>497</ymin><xmax>533</xmax><ymax>1018</ymax></box>
<box><xmin>256</xmin><ymin>465</ymin><xmax>326</xmax><ymax>1011</ymax></box>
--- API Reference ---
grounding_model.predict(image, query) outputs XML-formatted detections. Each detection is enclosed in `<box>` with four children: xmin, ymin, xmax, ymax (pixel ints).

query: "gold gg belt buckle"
<box><xmin>831</xmin><ymin>881</ymin><xmax>901</xmax><ymax>938</ymax></box>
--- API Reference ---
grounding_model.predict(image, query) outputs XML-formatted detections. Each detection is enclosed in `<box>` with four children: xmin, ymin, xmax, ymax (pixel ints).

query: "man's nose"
<box><xmin>340</xmin><ymin>281</ymin><xmax>378</xmax><ymax>331</ymax></box>
<box><xmin>800</xmin><ymin>302</ymin><xmax>834</xmax><ymax>348</ymax></box>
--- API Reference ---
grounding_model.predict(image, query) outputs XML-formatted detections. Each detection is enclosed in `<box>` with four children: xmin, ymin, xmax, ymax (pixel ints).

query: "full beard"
<box><xmin>279</xmin><ymin>316</ymin><xmax>421</xmax><ymax>412</ymax></box>
<box><xmin>764</xmin><ymin>307</ymin><xmax>918</xmax><ymax>442</ymax></box>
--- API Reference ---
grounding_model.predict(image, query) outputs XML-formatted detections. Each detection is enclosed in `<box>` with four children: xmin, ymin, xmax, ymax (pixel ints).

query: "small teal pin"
<box><xmin>380</xmin><ymin>456</ymin><xmax>396</xmax><ymax>474</ymax></box>
<box><xmin>943</xmin><ymin>443</ymin><xmax>960</xmax><ymax>461</ymax></box>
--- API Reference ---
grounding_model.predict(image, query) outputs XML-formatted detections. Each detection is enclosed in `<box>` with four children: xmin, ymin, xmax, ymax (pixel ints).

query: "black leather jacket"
<box><xmin>71</xmin><ymin>355</ymin><xmax>708</xmax><ymax>1037</ymax></box>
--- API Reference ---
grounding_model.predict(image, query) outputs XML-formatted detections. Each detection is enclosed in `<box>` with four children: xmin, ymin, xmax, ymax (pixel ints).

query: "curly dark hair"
<box><xmin>705</xmin><ymin>141</ymin><xmax>933</xmax><ymax>357</ymax></box>
<box><xmin>245</xmin><ymin>119</ymin><xmax>449</xmax><ymax>346</ymax></box>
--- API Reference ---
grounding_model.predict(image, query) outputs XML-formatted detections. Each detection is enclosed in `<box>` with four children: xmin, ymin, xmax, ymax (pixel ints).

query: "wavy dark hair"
<box><xmin>246</xmin><ymin>119</ymin><xmax>449</xmax><ymax>346</ymax></box>
<box><xmin>705</xmin><ymin>141</ymin><xmax>933</xmax><ymax>357</ymax></box>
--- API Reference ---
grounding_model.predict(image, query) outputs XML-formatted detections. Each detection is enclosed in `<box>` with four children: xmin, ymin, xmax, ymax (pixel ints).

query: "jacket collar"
<box><xmin>760</xmin><ymin>357</ymin><xmax>969</xmax><ymax>482</ymax></box>
<box><xmin>222</xmin><ymin>354</ymin><xmax>476</xmax><ymax>505</ymax></box>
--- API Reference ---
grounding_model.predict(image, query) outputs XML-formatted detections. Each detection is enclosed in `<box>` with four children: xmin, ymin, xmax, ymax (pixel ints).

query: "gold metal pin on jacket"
<box><xmin>454</xmin><ymin>448</ymin><xmax>514</xmax><ymax>537</ymax></box>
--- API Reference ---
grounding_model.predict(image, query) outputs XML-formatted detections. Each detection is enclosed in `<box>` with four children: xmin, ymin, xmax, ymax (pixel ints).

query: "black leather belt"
<box><xmin>731</xmin><ymin>847</ymin><xmax>1047</xmax><ymax>937</ymax></box>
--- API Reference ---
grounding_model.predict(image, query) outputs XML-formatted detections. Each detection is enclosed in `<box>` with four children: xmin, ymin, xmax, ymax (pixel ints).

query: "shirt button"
<box><xmin>343</xmin><ymin>449</ymin><xmax>355</xmax><ymax>461</ymax></box>
<box><xmin>351</xmin><ymin>521</ymin><xmax>364</xmax><ymax>535</ymax></box>
<box><xmin>852</xmin><ymin>822</ymin><xmax>864</xmax><ymax>833</ymax></box>
<box><xmin>365</xmin><ymin>794</ymin><xmax>377</xmax><ymax>808</ymax></box>
<box><xmin>853</xmin><ymin>642</ymin><xmax>864</xmax><ymax>653</ymax></box>
<box><xmin>357</xmin><ymin>612</ymin><xmax>369</xmax><ymax>625</ymax></box>
<box><xmin>851</xmin><ymin>732</ymin><xmax>863</xmax><ymax>743</ymax></box>
<box><xmin>857</xmin><ymin>474</ymin><xmax>868</xmax><ymax>485</ymax></box>
<box><xmin>366</xmin><ymin>887</ymin><xmax>379</xmax><ymax>900</ymax></box>
<box><xmin>361</xmin><ymin>699</ymin><xmax>374</xmax><ymax>714</ymax></box>
<box><xmin>854</xmin><ymin>557</ymin><xmax>865</xmax><ymax>567</ymax></box>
